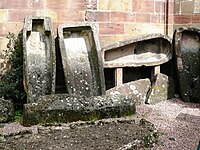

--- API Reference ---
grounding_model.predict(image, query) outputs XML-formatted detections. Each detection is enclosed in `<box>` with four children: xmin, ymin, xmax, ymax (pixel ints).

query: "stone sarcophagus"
<box><xmin>102</xmin><ymin>34</ymin><xmax>172</xmax><ymax>88</ymax></box>
<box><xmin>23</xmin><ymin>16</ymin><xmax>56</xmax><ymax>103</ymax></box>
<box><xmin>58</xmin><ymin>23</ymin><xmax>105</xmax><ymax>97</ymax></box>
<box><xmin>103</xmin><ymin>34</ymin><xmax>172</xmax><ymax>68</ymax></box>
<box><xmin>174</xmin><ymin>27</ymin><xmax>200</xmax><ymax>102</ymax></box>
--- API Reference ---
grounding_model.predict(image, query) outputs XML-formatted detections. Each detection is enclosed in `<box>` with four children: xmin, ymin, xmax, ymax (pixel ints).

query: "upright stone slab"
<box><xmin>58</xmin><ymin>23</ymin><xmax>105</xmax><ymax>97</ymax></box>
<box><xmin>147</xmin><ymin>73</ymin><xmax>174</xmax><ymax>104</ymax></box>
<box><xmin>106</xmin><ymin>79</ymin><xmax>151</xmax><ymax>105</ymax></box>
<box><xmin>174</xmin><ymin>27</ymin><xmax>200</xmax><ymax>102</ymax></box>
<box><xmin>23</xmin><ymin>16</ymin><xmax>56</xmax><ymax>103</ymax></box>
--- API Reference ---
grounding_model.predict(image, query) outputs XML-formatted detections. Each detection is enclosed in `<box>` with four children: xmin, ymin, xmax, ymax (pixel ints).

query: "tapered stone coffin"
<box><xmin>174</xmin><ymin>27</ymin><xmax>200</xmax><ymax>102</ymax></box>
<box><xmin>102</xmin><ymin>34</ymin><xmax>172</xmax><ymax>68</ymax></box>
<box><xmin>58</xmin><ymin>23</ymin><xmax>105</xmax><ymax>97</ymax></box>
<box><xmin>23</xmin><ymin>16</ymin><xmax>56</xmax><ymax>103</ymax></box>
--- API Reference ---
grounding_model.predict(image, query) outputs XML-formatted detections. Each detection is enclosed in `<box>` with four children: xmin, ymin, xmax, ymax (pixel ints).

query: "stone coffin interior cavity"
<box><xmin>58</xmin><ymin>23</ymin><xmax>105</xmax><ymax>97</ymax></box>
<box><xmin>23</xmin><ymin>16</ymin><xmax>56</xmax><ymax>103</ymax></box>
<box><xmin>103</xmin><ymin>34</ymin><xmax>172</xmax><ymax>68</ymax></box>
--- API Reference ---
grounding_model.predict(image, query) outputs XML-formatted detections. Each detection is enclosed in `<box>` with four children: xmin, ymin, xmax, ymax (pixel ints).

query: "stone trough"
<box><xmin>58</xmin><ymin>23</ymin><xmax>105</xmax><ymax>97</ymax></box>
<box><xmin>23</xmin><ymin>16</ymin><xmax>56</xmax><ymax>103</ymax></box>
<box><xmin>174</xmin><ymin>27</ymin><xmax>200</xmax><ymax>102</ymax></box>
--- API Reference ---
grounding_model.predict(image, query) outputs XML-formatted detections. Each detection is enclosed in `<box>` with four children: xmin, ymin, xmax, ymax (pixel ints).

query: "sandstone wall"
<box><xmin>0</xmin><ymin>0</ymin><xmax>174</xmax><ymax>52</ymax></box>
<box><xmin>174</xmin><ymin>0</ymin><xmax>200</xmax><ymax>29</ymax></box>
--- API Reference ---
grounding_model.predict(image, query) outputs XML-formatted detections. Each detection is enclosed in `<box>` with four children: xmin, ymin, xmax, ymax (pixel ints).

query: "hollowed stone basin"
<box><xmin>58</xmin><ymin>23</ymin><xmax>105</xmax><ymax>97</ymax></box>
<box><xmin>102</xmin><ymin>34</ymin><xmax>172</xmax><ymax>68</ymax></box>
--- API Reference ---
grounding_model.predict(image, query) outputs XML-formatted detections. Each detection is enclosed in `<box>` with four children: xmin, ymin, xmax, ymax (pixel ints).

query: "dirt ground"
<box><xmin>0</xmin><ymin>98</ymin><xmax>200</xmax><ymax>150</ymax></box>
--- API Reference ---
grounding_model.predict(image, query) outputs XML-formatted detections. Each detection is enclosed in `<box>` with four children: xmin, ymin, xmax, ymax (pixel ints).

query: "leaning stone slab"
<box><xmin>0</xmin><ymin>98</ymin><xmax>14</xmax><ymax>122</ymax></box>
<box><xmin>23</xmin><ymin>16</ymin><xmax>56</xmax><ymax>103</ymax></box>
<box><xmin>106</xmin><ymin>79</ymin><xmax>151</xmax><ymax>105</ymax></box>
<box><xmin>174</xmin><ymin>27</ymin><xmax>200</xmax><ymax>102</ymax></box>
<box><xmin>22</xmin><ymin>94</ymin><xmax>135</xmax><ymax>126</ymax></box>
<box><xmin>58</xmin><ymin>23</ymin><xmax>105</xmax><ymax>97</ymax></box>
<box><xmin>147</xmin><ymin>73</ymin><xmax>174</xmax><ymax>104</ymax></box>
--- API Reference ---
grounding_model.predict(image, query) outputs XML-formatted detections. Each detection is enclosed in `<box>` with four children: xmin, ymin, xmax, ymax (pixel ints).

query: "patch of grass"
<box><xmin>13</xmin><ymin>110</ymin><xmax>23</xmax><ymax>122</ymax></box>
<box><xmin>89</xmin><ymin>112</ymin><xmax>100</xmax><ymax>123</ymax></box>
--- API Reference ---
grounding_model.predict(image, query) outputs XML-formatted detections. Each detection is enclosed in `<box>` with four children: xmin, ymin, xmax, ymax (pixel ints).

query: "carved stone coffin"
<box><xmin>103</xmin><ymin>34</ymin><xmax>172</xmax><ymax>89</ymax></box>
<box><xmin>174</xmin><ymin>27</ymin><xmax>200</xmax><ymax>102</ymax></box>
<box><xmin>102</xmin><ymin>34</ymin><xmax>172</xmax><ymax>68</ymax></box>
<box><xmin>58</xmin><ymin>23</ymin><xmax>105</xmax><ymax>97</ymax></box>
<box><xmin>23</xmin><ymin>16</ymin><xmax>56</xmax><ymax>103</ymax></box>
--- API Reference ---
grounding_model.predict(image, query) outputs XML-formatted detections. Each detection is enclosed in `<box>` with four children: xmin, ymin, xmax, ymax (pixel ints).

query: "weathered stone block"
<box><xmin>58</xmin><ymin>23</ymin><xmax>105</xmax><ymax>97</ymax></box>
<box><xmin>180</xmin><ymin>1</ymin><xmax>194</xmax><ymax>14</ymax></box>
<box><xmin>8</xmin><ymin>10</ymin><xmax>37</xmax><ymax>22</ymax></box>
<box><xmin>174</xmin><ymin>27</ymin><xmax>200</xmax><ymax>103</ymax></box>
<box><xmin>29</xmin><ymin>0</ymin><xmax>44</xmax><ymax>10</ymax></box>
<box><xmin>85</xmin><ymin>11</ymin><xmax>109</xmax><ymax>22</ymax></box>
<box><xmin>173</xmin><ymin>15</ymin><xmax>192</xmax><ymax>24</ymax></box>
<box><xmin>147</xmin><ymin>73</ymin><xmax>173</xmax><ymax>104</ymax></box>
<box><xmin>0</xmin><ymin>10</ymin><xmax>8</xmax><ymax>22</ymax></box>
<box><xmin>0</xmin><ymin>0</ymin><xmax>28</xmax><ymax>9</ymax></box>
<box><xmin>0</xmin><ymin>98</ymin><xmax>14</xmax><ymax>122</ymax></box>
<box><xmin>23</xmin><ymin>16</ymin><xmax>56</xmax><ymax>103</ymax></box>
<box><xmin>106</xmin><ymin>79</ymin><xmax>151</xmax><ymax>105</ymax></box>
<box><xmin>110</xmin><ymin>12</ymin><xmax>126</xmax><ymax>22</ymax></box>
<box><xmin>98</xmin><ymin>0</ymin><xmax>131</xmax><ymax>12</ymax></box>
<box><xmin>125</xmin><ymin>23</ymin><xmax>165</xmax><ymax>36</ymax></box>
<box><xmin>99</xmin><ymin>23</ymin><xmax>124</xmax><ymax>35</ymax></box>
<box><xmin>57</xmin><ymin>10</ymin><xmax>84</xmax><ymax>22</ymax></box>
<box><xmin>46</xmin><ymin>0</ymin><xmax>68</xmax><ymax>10</ymax></box>
<box><xmin>194</xmin><ymin>1</ymin><xmax>200</xmax><ymax>13</ymax></box>
<box><xmin>22</xmin><ymin>94</ymin><xmax>135</xmax><ymax>126</ymax></box>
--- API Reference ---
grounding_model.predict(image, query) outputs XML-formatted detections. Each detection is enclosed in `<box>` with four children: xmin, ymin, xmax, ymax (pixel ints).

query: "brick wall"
<box><xmin>174</xmin><ymin>0</ymin><xmax>200</xmax><ymax>29</ymax></box>
<box><xmin>0</xmin><ymin>0</ymin><xmax>174</xmax><ymax>52</ymax></box>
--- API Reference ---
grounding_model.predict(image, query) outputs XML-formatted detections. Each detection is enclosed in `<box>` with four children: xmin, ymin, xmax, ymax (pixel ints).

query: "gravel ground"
<box><xmin>0</xmin><ymin>98</ymin><xmax>199</xmax><ymax>150</ymax></box>
<box><xmin>136</xmin><ymin>98</ymin><xmax>200</xmax><ymax>150</ymax></box>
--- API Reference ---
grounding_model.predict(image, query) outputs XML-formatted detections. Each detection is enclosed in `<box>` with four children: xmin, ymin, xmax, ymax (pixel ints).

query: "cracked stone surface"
<box><xmin>106</xmin><ymin>78</ymin><xmax>151</xmax><ymax>105</ymax></box>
